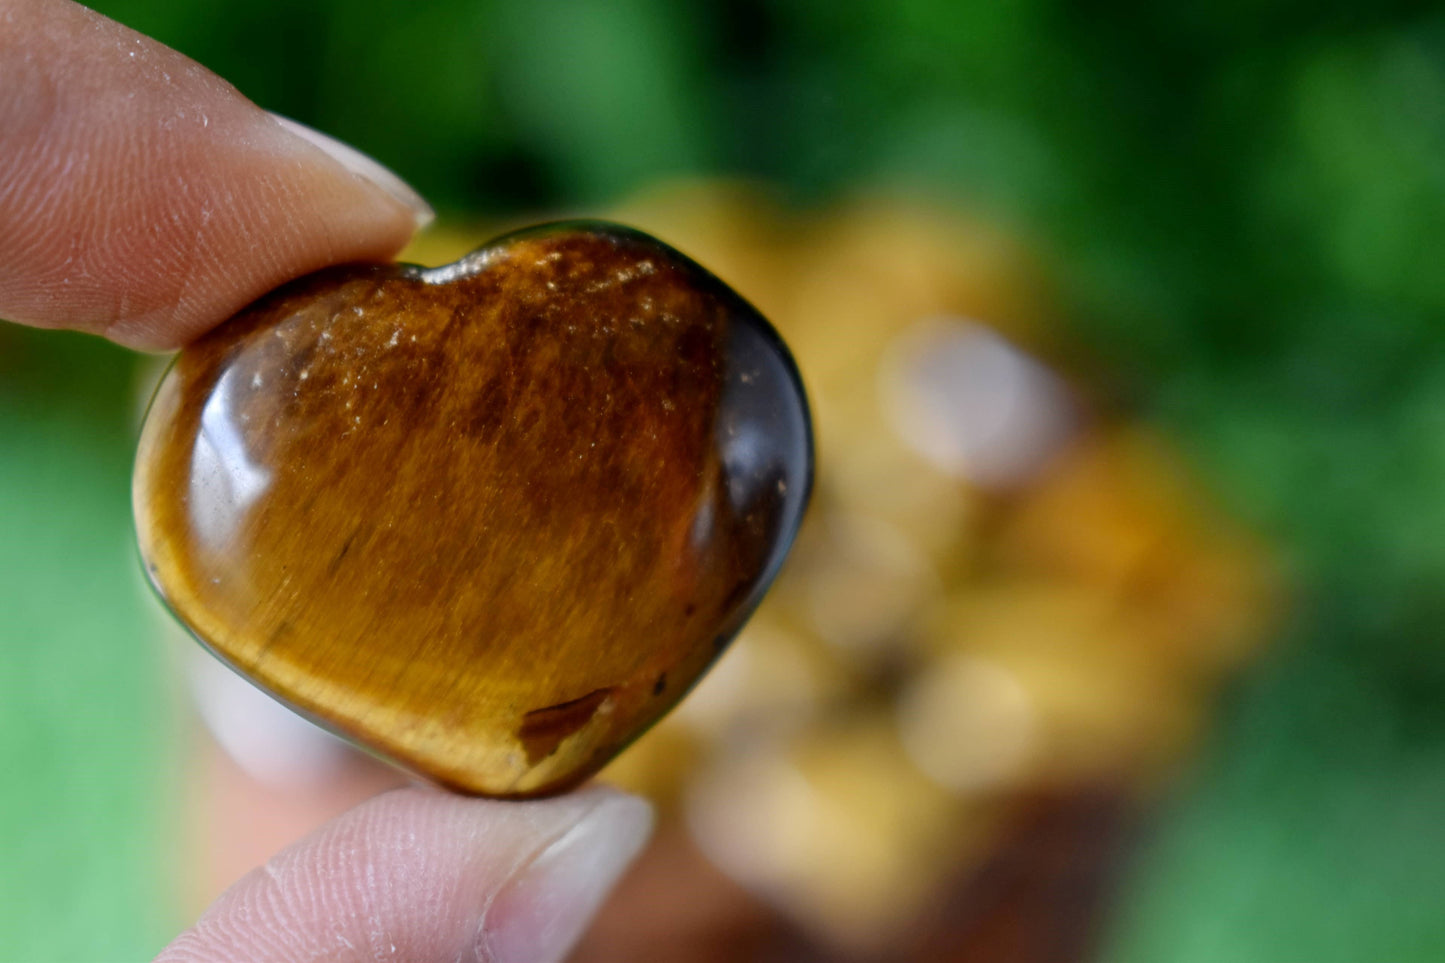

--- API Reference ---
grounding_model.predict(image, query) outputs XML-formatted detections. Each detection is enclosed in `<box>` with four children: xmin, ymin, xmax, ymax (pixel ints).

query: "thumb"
<box><xmin>155</xmin><ymin>786</ymin><xmax>652</xmax><ymax>963</ymax></box>
<box><xmin>1</xmin><ymin>0</ymin><xmax>431</xmax><ymax>350</ymax></box>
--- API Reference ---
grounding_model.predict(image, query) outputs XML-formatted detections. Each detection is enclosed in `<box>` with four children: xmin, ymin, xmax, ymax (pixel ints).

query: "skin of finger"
<box><xmin>154</xmin><ymin>785</ymin><xmax>646</xmax><ymax>963</ymax></box>
<box><xmin>0</xmin><ymin>0</ymin><xmax>418</xmax><ymax>350</ymax></box>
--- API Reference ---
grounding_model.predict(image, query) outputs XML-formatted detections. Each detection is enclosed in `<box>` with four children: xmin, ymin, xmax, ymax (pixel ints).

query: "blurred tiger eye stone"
<box><xmin>133</xmin><ymin>221</ymin><xmax>812</xmax><ymax>797</ymax></box>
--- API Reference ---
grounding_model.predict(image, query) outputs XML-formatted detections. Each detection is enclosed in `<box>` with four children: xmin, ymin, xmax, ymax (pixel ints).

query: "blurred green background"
<box><xmin>4</xmin><ymin>0</ymin><xmax>1445</xmax><ymax>959</ymax></box>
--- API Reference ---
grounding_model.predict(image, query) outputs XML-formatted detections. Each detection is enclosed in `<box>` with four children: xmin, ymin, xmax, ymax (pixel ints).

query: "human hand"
<box><xmin>1</xmin><ymin>3</ymin><xmax>654</xmax><ymax>960</ymax></box>
<box><xmin>0</xmin><ymin>0</ymin><xmax>429</xmax><ymax>351</ymax></box>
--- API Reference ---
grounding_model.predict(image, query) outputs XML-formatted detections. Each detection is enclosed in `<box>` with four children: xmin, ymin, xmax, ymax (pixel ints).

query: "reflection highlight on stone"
<box><xmin>188</xmin><ymin>366</ymin><xmax>271</xmax><ymax>554</ymax></box>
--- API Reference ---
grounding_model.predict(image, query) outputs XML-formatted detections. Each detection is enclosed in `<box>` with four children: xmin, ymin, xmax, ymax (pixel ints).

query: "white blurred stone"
<box><xmin>187</xmin><ymin>646</ymin><xmax>354</xmax><ymax>788</ymax></box>
<box><xmin>879</xmin><ymin>317</ymin><xmax>1074</xmax><ymax>488</ymax></box>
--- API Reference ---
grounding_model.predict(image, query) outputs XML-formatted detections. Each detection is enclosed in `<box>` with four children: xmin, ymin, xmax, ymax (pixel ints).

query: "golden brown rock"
<box><xmin>133</xmin><ymin>221</ymin><xmax>812</xmax><ymax>796</ymax></box>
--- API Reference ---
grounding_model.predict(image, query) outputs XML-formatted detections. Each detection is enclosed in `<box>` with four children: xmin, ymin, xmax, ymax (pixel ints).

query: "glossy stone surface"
<box><xmin>134</xmin><ymin>222</ymin><xmax>812</xmax><ymax>797</ymax></box>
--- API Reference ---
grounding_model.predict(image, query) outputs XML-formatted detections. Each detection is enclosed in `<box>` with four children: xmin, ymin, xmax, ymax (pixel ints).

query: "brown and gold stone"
<box><xmin>133</xmin><ymin>222</ymin><xmax>812</xmax><ymax>797</ymax></box>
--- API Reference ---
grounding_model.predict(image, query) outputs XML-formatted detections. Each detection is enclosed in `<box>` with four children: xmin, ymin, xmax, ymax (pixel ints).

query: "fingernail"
<box><xmin>479</xmin><ymin>792</ymin><xmax>654</xmax><ymax>963</ymax></box>
<box><xmin>268</xmin><ymin>112</ymin><xmax>435</xmax><ymax>230</ymax></box>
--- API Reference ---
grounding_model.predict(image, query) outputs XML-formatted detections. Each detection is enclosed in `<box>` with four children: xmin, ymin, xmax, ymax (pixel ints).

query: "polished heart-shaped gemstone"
<box><xmin>133</xmin><ymin>222</ymin><xmax>812</xmax><ymax>797</ymax></box>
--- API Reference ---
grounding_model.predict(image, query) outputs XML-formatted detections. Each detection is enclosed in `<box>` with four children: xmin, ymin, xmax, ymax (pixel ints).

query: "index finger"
<box><xmin>0</xmin><ymin>0</ymin><xmax>432</xmax><ymax>351</ymax></box>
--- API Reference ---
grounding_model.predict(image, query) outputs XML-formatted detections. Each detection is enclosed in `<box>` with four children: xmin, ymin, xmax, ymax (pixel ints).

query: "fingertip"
<box><xmin>0</xmin><ymin>0</ymin><xmax>429</xmax><ymax>351</ymax></box>
<box><xmin>267</xmin><ymin>113</ymin><xmax>434</xmax><ymax>233</ymax></box>
<box><xmin>155</xmin><ymin>785</ymin><xmax>654</xmax><ymax>963</ymax></box>
<box><xmin>480</xmin><ymin>789</ymin><xmax>654</xmax><ymax>963</ymax></box>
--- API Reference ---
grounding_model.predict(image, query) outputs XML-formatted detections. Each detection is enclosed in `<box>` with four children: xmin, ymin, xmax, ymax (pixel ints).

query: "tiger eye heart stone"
<box><xmin>133</xmin><ymin>221</ymin><xmax>812</xmax><ymax>797</ymax></box>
